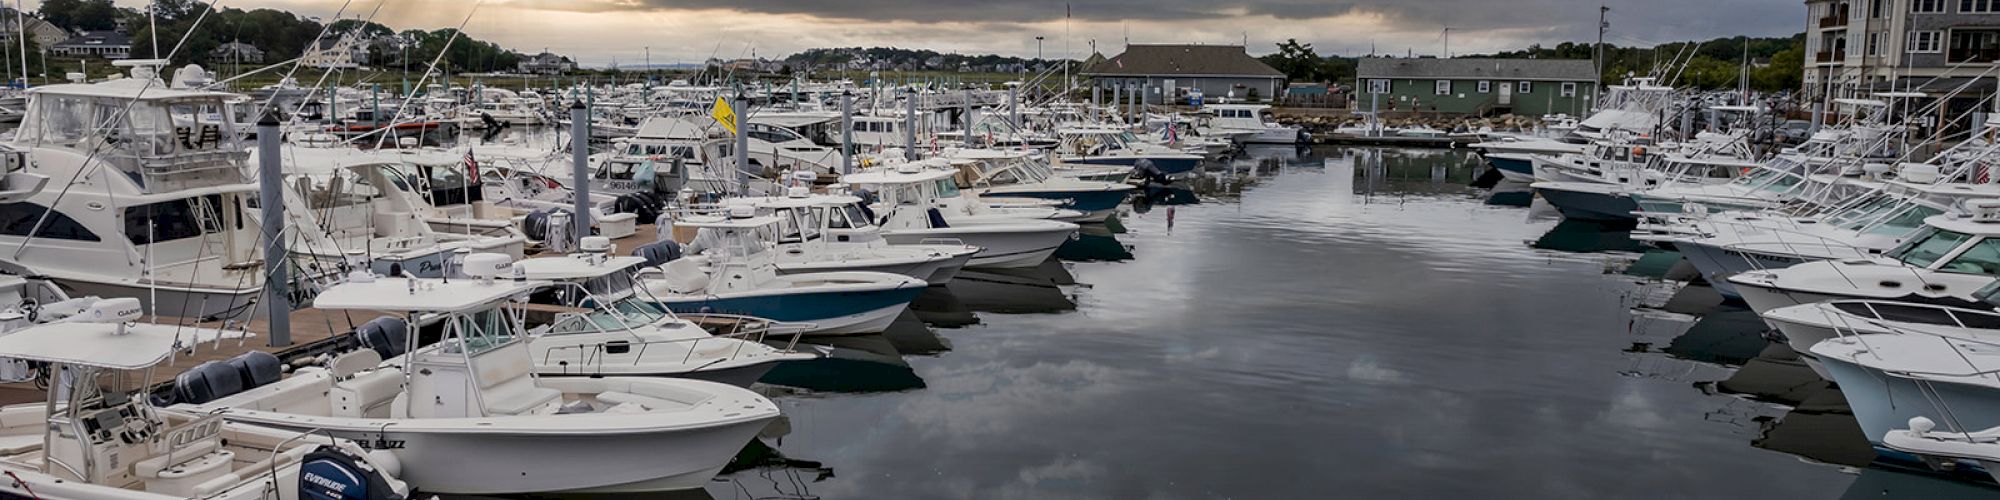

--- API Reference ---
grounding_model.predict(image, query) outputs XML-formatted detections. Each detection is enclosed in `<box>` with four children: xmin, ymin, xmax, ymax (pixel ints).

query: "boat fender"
<box><xmin>299</xmin><ymin>445</ymin><xmax>403</xmax><ymax>500</ymax></box>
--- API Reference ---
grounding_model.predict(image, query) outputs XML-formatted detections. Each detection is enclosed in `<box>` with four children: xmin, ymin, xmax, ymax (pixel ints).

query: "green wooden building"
<box><xmin>1355</xmin><ymin>58</ymin><xmax>1600</xmax><ymax>117</ymax></box>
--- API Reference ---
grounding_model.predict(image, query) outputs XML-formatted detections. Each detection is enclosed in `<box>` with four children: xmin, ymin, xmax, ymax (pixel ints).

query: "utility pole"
<box><xmin>256</xmin><ymin>113</ymin><xmax>289</xmax><ymax>347</ymax></box>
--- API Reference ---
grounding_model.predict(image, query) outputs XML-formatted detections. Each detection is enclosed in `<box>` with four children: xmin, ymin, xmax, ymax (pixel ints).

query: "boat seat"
<box><xmin>657</xmin><ymin>258</ymin><xmax>708</xmax><ymax>294</ymax></box>
<box><xmin>330</xmin><ymin>368</ymin><xmax>403</xmax><ymax>418</ymax></box>
<box><xmin>595</xmin><ymin>390</ymin><xmax>674</xmax><ymax>411</ymax></box>
<box><xmin>482</xmin><ymin>378</ymin><xmax>561</xmax><ymax>416</ymax></box>
<box><xmin>0</xmin><ymin>434</ymin><xmax>41</xmax><ymax>455</ymax></box>
<box><xmin>134</xmin><ymin>439</ymin><xmax>234</xmax><ymax>496</ymax></box>
<box><xmin>329</xmin><ymin>350</ymin><xmax>383</xmax><ymax>379</ymax></box>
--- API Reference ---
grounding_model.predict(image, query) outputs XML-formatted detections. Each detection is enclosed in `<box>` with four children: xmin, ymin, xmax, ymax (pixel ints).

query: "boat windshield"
<box><xmin>1886</xmin><ymin>226</ymin><xmax>1975</xmax><ymax>268</ymax></box>
<box><xmin>1937</xmin><ymin>237</ymin><xmax>2000</xmax><ymax>275</ymax></box>
<box><xmin>933</xmin><ymin>179</ymin><xmax>961</xmax><ymax>198</ymax></box>
<box><xmin>442</xmin><ymin>308</ymin><xmax>520</xmax><ymax>355</ymax></box>
<box><xmin>547</xmin><ymin>297</ymin><xmax>671</xmax><ymax>334</ymax></box>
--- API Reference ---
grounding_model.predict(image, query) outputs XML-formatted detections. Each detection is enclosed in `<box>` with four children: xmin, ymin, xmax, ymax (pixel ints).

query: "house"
<box><xmin>1354</xmin><ymin>58</ymin><xmax>1599</xmax><ymax>116</ymax></box>
<box><xmin>1081</xmin><ymin>44</ymin><xmax>1285</xmax><ymax>103</ymax></box>
<box><xmin>1803</xmin><ymin>0</ymin><xmax>1997</xmax><ymax>127</ymax></box>
<box><xmin>50</xmin><ymin>30</ymin><xmax>131</xmax><ymax>59</ymax></box>
<box><xmin>0</xmin><ymin>11</ymin><xmax>69</xmax><ymax>47</ymax></box>
<box><xmin>207</xmin><ymin>41</ymin><xmax>265</xmax><ymax>65</ymax></box>
<box><xmin>301</xmin><ymin>35</ymin><xmax>367</xmax><ymax>69</ymax></box>
<box><xmin>517</xmin><ymin>52</ymin><xmax>574</xmax><ymax>74</ymax></box>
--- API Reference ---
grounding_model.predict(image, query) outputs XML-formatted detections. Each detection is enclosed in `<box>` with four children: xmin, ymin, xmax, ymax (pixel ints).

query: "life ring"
<box><xmin>1631</xmin><ymin>146</ymin><xmax>1646</xmax><ymax>157</ymax></box>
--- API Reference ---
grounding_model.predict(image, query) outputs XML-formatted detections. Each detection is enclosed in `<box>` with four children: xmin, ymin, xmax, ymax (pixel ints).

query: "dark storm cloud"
<box><xmin>593</xmin><ymin>0</ymin><xmax>1798</xmax><ymax>42</ymax></box>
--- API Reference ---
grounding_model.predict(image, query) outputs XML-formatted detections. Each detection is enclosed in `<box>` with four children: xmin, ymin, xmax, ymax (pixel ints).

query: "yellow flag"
<box><xmin>710</xmin><ymin>96</ymin><xmax>738</xmax><ymax>135</ymax></box>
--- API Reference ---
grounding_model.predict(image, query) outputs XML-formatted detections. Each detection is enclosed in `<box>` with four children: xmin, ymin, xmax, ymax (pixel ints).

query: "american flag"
<box><xmin>464</xmin><ymin>149</ymin><xmax>480</xmax><ymax>179</ymax></box>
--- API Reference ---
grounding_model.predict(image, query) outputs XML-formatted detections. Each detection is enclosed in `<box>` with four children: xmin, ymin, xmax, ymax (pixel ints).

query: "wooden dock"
<box><xmin>0</xmin><ymin>307</ymin><xmax>390</xmax><ymax>406</ymax></box>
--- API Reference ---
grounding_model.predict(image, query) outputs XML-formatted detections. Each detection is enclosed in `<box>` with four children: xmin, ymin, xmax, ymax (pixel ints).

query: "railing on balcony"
<box><xmin>1818</xmin><ymin>15</ymin><xmax>1845</xmax><ymax>28</ymax></box>
<box><xmin>1815</xmin><ymin>51</ymin><xmax>1836</xmax><ymax>63</ymax></box>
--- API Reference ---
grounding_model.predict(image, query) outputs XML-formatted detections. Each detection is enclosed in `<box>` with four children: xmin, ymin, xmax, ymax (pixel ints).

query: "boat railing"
<box><xmin>536</xmin><ymin>316</ymin><xmax>808</xmax><ymax>376</ymax></box>
<box><xmin>264</xmin><ymin>426</ymin><xmax>339</xmax><ymax>487</ymax></box>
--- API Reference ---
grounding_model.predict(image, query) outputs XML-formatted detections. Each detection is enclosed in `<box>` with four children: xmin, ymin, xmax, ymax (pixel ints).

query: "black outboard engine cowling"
<box><xmin>299</xmin><ymin>445</ymin><xmax>407</xmax><ymax>500</ymax></box>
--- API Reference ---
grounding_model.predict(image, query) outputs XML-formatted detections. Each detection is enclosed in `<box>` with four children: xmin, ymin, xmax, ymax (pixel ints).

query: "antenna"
<box><xmin>1441</xmin><ymin>24</ymin><xmax>1453</xmax><ymax>58</ymax></box>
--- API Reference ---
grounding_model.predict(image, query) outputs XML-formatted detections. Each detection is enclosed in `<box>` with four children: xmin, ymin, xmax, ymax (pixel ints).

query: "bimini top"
<box><xmin>513</xmin><ymin>255</ymin><xmax>647</xmax><ymax>281</ymax></box>
<box><xmin>726</xmin><ymin>193</ymin><xmax>865</xmax><ymax>210</ymax></box>
<box><xmin>275</xmin><ymin>147</ymin><xmax>462</xmax><ymax>174</ymax></box>
<box><xmin>940</xmin><ymin>148</ymin><xmax>1032</xmax><ymax>161</ymax></box>
<box><xmin>841</xmin><ymin>165</ymin><xmax>955</xmax><ymax>185</ymax></box>
<box><xmin>674</xmin><ymin>214</ymin><xmax>784</xmax><ymax>229</ymax></box>
<box><xmin>315</xmin><ymin>277</ymin><xmax>550</xmax><ymax>313</ymax></box>
<box><xmin>0</xmin><ymin>322</ymin><xmax>237</xmax><ymax>370</ymax></box>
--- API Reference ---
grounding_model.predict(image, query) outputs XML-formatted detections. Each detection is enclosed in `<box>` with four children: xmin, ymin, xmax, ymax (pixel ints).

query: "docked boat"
<box><xmin>0</xmin><ymin>298</ymin><xmax>417</xmax><ymax>499</ymax></box>
<box><xmin>842</xmin><ymin>164</ymin><xmax>1080</xmax><ymax>269</ymax></box>
<box><xmin>939</xmin><ymin>148</ymin><xmax>1134</xmax><ymax>223</ymax></box>
<box><xmin>510</xmin><ymin>247</ymin><xmax>818</xmax><ymax>386</ymax></box>
<box><xmin>172</xmin><ymin>266</ymin><xmax>781</xmax><ymax>494</ymax></box>
<box><xmin>1804</xmin><ymin>305</ymin><xmax>2000</xmax><ymax>453</ymax></box>
<box><xmin>1052</xmin><ymin>127</ymin><xmax>1204</xmax><ymax>177</ymax></box>
<box><xmin>640</xmin><ymin>209</ymin><xmax>929</xmax><ymax>335</ymax></box>
<box><xmin>270</xmin><ymin>149</ymin><xmax>527</xmax><ymax>280</ymax></box>
<box><xmin>722</xmin><ymin>190</ymin><xmax>977</xmax><ymax>285</ymax></box>
<box><xmin>1200</xmin><ymin>103</ymin><xmax>1307</xmax><ymax>144</ymax></box>
<box><xmin>3</xmin><ymin>60</ymin><xmax>266</xmax><ymax>322</ymax></box>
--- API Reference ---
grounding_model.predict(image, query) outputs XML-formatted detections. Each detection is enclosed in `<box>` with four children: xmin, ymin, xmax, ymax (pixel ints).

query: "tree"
<box><xmin>41</xmin><ymin>0</ymin><xmax>123</xmax><ymax>31</ymax></box>
<box><xmin>1259</xmin><ymin>39</ymin><xmax>1327</xmax><ymax>82</ymax></box>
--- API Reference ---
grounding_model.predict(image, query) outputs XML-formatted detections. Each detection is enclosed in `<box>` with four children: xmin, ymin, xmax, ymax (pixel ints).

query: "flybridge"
<box><xmin>14</xmin><ymin>60</ymin><xmax>251</xmax><ymax>195</ymax></box>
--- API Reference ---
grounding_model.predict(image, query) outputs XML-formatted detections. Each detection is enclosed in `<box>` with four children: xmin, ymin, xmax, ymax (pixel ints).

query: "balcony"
<box><xmin>1815</xmin><ymin>51</ymin><xmax>1837</xmax><ymax>63</ymax></box>
<box><xmin>1819</xmin><ymin>15</ymin><xmax>1845</xmax><ymax>28</ymax></box>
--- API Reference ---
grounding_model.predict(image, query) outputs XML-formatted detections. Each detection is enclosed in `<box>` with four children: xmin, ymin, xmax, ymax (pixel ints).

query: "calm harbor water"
<box><xmin>688</xmin><ymin>145</ymin><xmax>2000</xmax><ymax>499</ymax></box>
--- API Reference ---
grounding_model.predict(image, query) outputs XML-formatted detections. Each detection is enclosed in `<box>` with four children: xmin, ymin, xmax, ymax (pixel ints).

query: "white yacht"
<box><xmin>4</xmin><ymin>60</ymin><xmax>265</xmax><ymax>322</ymax></box>
<box><xmin>722</xmin><ymin>190</ymin><xmax>977</xmax><ymax>285</ymax></box>
<box><xmin>512</xmin><ymin>246</ymin><xmax>818</xmax><ymax>386</ymax></box>
<box><xmin>842</xmin><ymin>163</ymin><xmax>1080</xmax><ymax>269</ymax></box>
<box><xmin>272</xmin><ymin>149</ymin><xmax>527</xmax><ymax>280</ymax></box>
<box><xmin>172</xmin><ymin>264</ymin><xmax>781</xmax><ymax>494</ymax></box>
<box><xmin>639</xmin><ymin>211</ymin><xmax>929</xmax><ymax>335</ymax></box>
<box><xmin>1200</xmin><ymin>103</ymin><xmax>1306</xmax><ymax>144</ymax></box>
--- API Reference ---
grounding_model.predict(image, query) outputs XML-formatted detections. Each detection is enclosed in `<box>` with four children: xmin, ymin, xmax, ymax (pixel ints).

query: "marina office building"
<box><xmin>1354</xmin><ymin>58</ymin><xmax>1600</xmax><ymax>117</ymax></box>
<box><xmin>1081</xmin><ymin>44</ymin><xmax>1287</xmax><ymax>103</ymax></box>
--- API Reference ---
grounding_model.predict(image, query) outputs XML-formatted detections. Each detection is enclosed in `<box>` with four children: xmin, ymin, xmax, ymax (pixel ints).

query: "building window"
<box><xmin>1561</xmin><ymin>82</ymin><xmax>1578</xmax><ymax>97</ymax></box>
<box><xmin>1517</xmin><ymin>81</ymin><xmax>1532</xmax><ymax>94</ymax></box>
<box><xmin>1867</xmin><ymin>32</ymin><xmax>1883</xmax><ymax>55</ymax></box>
<box><xmin>1910</xmin><ymin>31</ymin><xmax>1945</xmax><ymax>52</ymax></box>
<box><xmin>1870</xmin><ymin>0</ymin><xmax>1885</xmax><ymax>17</ymax></box>
<box><xmin>1964</xmin><ymin>0</ymin><xmax>1998</xmax><ymax>12</ymax></box>
<box><xmin>1913</xmin><ymin>0</ymin><xmax>1945</xmax><ymax>12</ymax></box>
<box><xmin>1950</xmin><ymin>29</ymin><xmax>2000</xmax><ymax>63</ymax></box>
<box><xmin>1367</xmin><ymin>79</ymin><xmax>1390</xmax><ymax>94</ymax></box>
<box><xmin>1477</xmin><ymin>80</ymin><xmax>1491</xmax><ymax>93</ymax></box>
<box><xmin>1435</xmin><ymin>80</ymin><xmax>1451</xmax><ymax>95</ymax></box>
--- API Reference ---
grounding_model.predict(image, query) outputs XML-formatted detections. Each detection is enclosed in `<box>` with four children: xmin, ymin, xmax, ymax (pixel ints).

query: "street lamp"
<box><xmin>1035</xmin><ymin>36</ymin><xmax>1045</xmax><ymax>69</ymax></box>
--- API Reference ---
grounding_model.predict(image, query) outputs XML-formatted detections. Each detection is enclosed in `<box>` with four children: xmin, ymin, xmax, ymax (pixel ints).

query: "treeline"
<box><xmin>786</xmin><ymin>47</ymin><xmax>1054</xmax><ymax>71</ymax></box>
<box><xmin>1479</xmin><ymin>34</ymin><xmax>1806</xmax><ymax>91</ymax></box>
<box><xmin>40</xmin><ymin>0</ymin><xmax>524</xmax><ymax>72</ymax></box>
<box><xmin>1258</xmin><ymin>34</ymin><xmax>1807</xmax><ymax>92</ymax></box>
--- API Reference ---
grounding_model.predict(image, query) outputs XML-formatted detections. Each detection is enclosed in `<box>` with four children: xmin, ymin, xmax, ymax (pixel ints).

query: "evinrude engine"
<box><xmin>299</xmin><ymin>445</ymin><xmax>408</xmax><ymax>500</ymax></box>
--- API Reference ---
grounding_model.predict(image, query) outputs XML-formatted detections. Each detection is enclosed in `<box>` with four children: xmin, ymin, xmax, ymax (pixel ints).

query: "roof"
<box><xmin>1081</xmin><ymin>44</ymin><xmax>1284</xmax><ymax>78</ymax></box>
<box><xmin>0</xmin><ymin>321</ymin><xmax>243</xmax><ymax>369</ymax></box>
<box><xmin>842</xmin><ymin>165</ymin><xmax>956</xmax><ymax>185</ymax></box>
<box><xmin>53</xmin><ymin>30</ymin><xmax>131</xmax><ymax>48</ymax></box>
<box><xmin>748</xmin><ymin>112</ymin><xmax>840</xmax><ymax>129</ymax></box>
<box><xmin>1356</xmin><ymin>58</ymin><xmax>1598</xmax><ymax>82</ymax></box>
<box><xmin>513</xmin><ymin>255</ymin><xmax>647</xmax><ymax>280</ymax></box>
<box><xmin>675</xmin><ymin>214</ymin><xmax>784</xmax><ymax>229</ymax></box>
<box><xmin>315</xmin><ymin>277</ymin><xmax>550</xmax><ymax>312</ymax></box>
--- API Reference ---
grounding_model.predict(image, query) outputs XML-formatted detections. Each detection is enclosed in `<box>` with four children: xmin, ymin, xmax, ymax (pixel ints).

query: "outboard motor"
<box><xmin>173</xmin><ymin>361</ymin><xmax>247</xmax><ymax>405</ymax></box>
<box><xmin>1132</xmin><ymin>159</ymin><xmax>1169</xmax><ymax>185</ymax></box>
<box><xmin>635</xmin><ymin>240</ymin><xmax>684</xmax><ymax>267</ymax></box>
<box><xmin>299</xmin><ymin>445</ymin><xmax>408</xmax><ymax>500</ymax></box>
<box><xmin>355</xmin><ymin>317</ymin><xmax>410</xmax><ymax>359</ymax></box>
<box><xmin>521</xmin><ymin>209</ymin><xmax>553</xmax><ymax>242</ymax></box>
<box><xmin>479</xmin><ymin>111</ymin><xmax>503</xmax><ymax>129</ymax></box>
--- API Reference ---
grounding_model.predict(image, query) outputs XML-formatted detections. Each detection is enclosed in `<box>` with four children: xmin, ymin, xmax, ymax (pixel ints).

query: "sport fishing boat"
<box><xmin>4</xmin><ymin>60</ymin><xmax>266</xmax><ymax>322</ymax></box>
<box><xmin>0</xmin><ymin>298</ymin><xmax>418</xmax><ymax>500</ymax></box>
<box><xmin>722</xmin><ymin>190</ymin><xmax>977</xmax><ymax>285</ymax></box>
<box><xmin>1200</xmin><ymin>103</ymin><xmax>1307</xmax><ymax>144</ymax></box>
<box><xmin>1795</xmin><ymin>296</ymin><xmax>2000</xmax><ymax>461</ymax></box>
<box><xmin>842</xmin><ymin>163</ymin><xmax>1080</xmax><ymax>269</ymax></box>
<box><xmin>640</xmin><ymin>209</ymin><xmax>929</xmax><ymax>335</ymax></box>
<box><xmin>939</xmin><ymin>148</ymin><xmax>1134</xmax><ymax>223</ymax></box>
<box><xmin>1052</xmin><ymin>127</ymin><xmax>1203</xmax><ymax>177</ymax></box>
<box><xmin>171</xmin><ymin>263</ymin><xmax>781</xmax><ymax>494</ymax></box>
<box><xmin>271</xmin><ymin>149</ymin><xmax>527</xmax><ymax>280</ymax></box>
<box><xmin>509</xmin><ymin>245</ymin><xmax>818</xmax><ymax>386</ymax></box>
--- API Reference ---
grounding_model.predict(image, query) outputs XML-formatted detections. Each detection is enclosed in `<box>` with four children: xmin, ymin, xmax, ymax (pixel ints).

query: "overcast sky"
<box><xmin>87</xmin><ymin>0</ymin><xmax>1801</xmax><ymax>65</ymax></box>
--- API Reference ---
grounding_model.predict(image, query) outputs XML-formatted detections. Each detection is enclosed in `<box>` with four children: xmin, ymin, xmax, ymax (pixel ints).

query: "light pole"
<box><xmin>1035</xmin><ymin>36</ymin><xmax>1045</xmax><ymax>70</ymax></box>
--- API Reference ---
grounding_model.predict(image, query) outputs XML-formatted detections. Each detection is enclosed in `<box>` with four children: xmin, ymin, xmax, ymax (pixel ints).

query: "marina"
<box><xmin>0</xmin><ymin>0</ymin><xmax>1998</xmax><ymax>497</ymax></box>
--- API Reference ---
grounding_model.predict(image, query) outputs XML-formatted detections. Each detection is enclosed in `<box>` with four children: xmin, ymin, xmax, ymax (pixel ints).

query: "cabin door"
<box><xmin>1499</xmin><ymin>83</ymin><xmax>1512</xmax><ymax>105</ymax></box>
